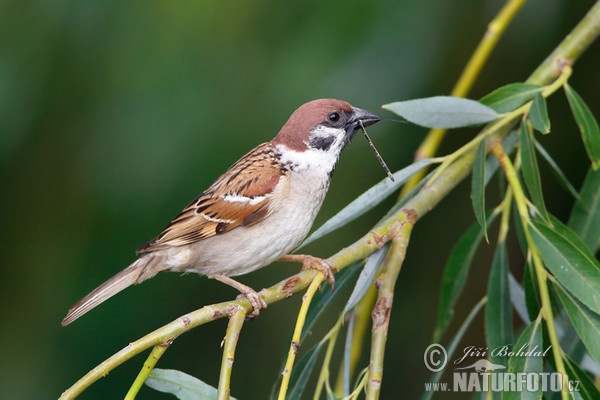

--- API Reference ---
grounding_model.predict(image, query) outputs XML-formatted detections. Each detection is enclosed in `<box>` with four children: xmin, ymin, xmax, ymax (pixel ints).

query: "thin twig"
<box><xmin>124</xmin><ymin>341</ymin><xmax>171</xmax><ymax>399</ymax></box>
<box><xmin>490</xmin><ymin>141</ymin><xmax>570</xmax><ymax>400</ymax></box>
<box><xmin>401</xmin><ymin>0</ymin><xmax>527</xmax><ymax>196</ymax></box>
<box><xmin>343</xmin><ymin>3</ymin><xmax>527</xmax><ymax>390</ymax></box>
<box><xmin>365</xmin><ymin>212</ymin><xmax>416</xmax><ymax>400</ymax></box>
<box><xmin>217</xmin><ymin>307</ymin><xmax>246</xmax><ymax>400</ymax></box>
<box><xmin>313</xmin><ymin>316</ymin><xmax>344</xmax><ymax>400</ymax></box>
<box><xmin>278</xmin><ymin>276</ymin><xmax>324</xmax><ymax>400</ymax></box>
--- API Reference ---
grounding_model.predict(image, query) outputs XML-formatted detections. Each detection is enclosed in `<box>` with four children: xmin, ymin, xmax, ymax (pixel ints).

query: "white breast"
<box><xmin>167</xmin><ymin>146</ymin><xmax>333</xmax><ymax>277</ymax></box>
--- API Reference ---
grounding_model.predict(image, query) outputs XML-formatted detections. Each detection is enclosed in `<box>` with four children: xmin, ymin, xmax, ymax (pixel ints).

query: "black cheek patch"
<box><xmin>309</xmin><ymin>135</ymin><xmax>336</xmax><ymax>151</ymax></box>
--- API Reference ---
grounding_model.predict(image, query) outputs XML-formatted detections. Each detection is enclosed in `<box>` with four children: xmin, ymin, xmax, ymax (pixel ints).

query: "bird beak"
<box><xmin>349</xmin><ymin>107</ymin><xmax>382</xmax><ymax>129</ymax></box>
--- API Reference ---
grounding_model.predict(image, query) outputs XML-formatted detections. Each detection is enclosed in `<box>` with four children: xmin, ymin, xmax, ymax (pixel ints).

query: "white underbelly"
<box><xmin>165</xmin><ymin>168</ymin><xmax>329</xmax><ymax>277</ymax></box>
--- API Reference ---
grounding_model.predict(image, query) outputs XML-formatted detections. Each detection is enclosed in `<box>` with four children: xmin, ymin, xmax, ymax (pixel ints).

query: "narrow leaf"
<box><xmin>343</xmin><ymin>245</ymin><xmax>387</xmax><ymax>315</ymax></box>
<box><xmin>568</xmin><ymin>166</ymin><xmax>600</xmax><ymax>252</ymax></box>
<box><xmin>483</xmin><ymin>128</ymin><xmax>521</xmax><ymax>187</ymax></box>
<box><xmin>301</xmin><ymin>261</ymin><xmax>361</xmax><ymax>343</ymax></box>
<box><xmin>558</xmin><ymin>322</ymin><xmax>585</xmax><ymax>363</ymax></box>
<box><xmin>300</xmin><ymin>158</ymin><xmax>438</xmax><ymax>247</ymax></box>
<box><xmin>433</xmin><ymin>213</ymin><xmax>496</xmax><ymax>342</ymax></box>
<box><xmin>421</xmin><ymin>298</ymin><xmax>487</xmax><ymax>400</ymax></box>
<box><xmin>529</xmin><ymin>219</ymin><xmax>600</xmax><ymax>314</ymax></box>
<box><xmin>480</xmin><ymin>82</ymin><xmax>543</xmax><ymax>113</ymax></box>
<box><xmin>287</xmin><ymin>342</ymin><xmax>325</xmax><ymax>400</ymax></box>
<box><xmin>554</xmin><ymin>283</ymin><xmax>600</xmax><ymax>364</ymax></box>
<box><xmin>471</xmin><ymin>140</ymin><xmax>488</xmax><ymax>239</ymax></box>
<box><xmin>519</xmin><ymin>122</ymin><xmax>549</xmax><ymax>222</ymax></box>
<box><xmin>503</xmin><ymin>317</ymin><xmax>543</xmax><ymax>400</ymax></box>
<box><xmin>485</xmin><ymin>242</ymin><xmax>513</xmax><ymax>366</ymax></box>
<box><xmin>383</xmin><ymin>96</ymin><xmax>500</xmax><ymax>129</ymax></box>
<box><xmin>146</xmin><ymin>368</ymin><xmax>237</xmax><ymax>400</ymax></box>
<box><xmin>564</xmin><ymin>84</ymin><xmax>600</xmax><ymax>170</ymax></box>
<box><xmin>342</xmin><ymin>313</ymin><xmax>356</xmax><ymax>396</ymax></box>
<box><xmin>508</xmin><ymin>272</ymin><xmax>530</xmax><ymax>325</ymax></box>
<box><xmin>562</xmin><ymin>355</ymin><xmax>600</xmax><ymax>400</ymax></box>
<box><xmin>534</xmin><ymin>141</ymin><xmax>580</xmax><ymax>200</ymax></box>
<box><xmin>528</xmin><ymin>93</ymin><xmax>550</xmax><ymax>134</ymax></box>
<box><xmin>522</xmin><ymin>260</ymin><xmax>541</xmax><ymax>323</ymax></box>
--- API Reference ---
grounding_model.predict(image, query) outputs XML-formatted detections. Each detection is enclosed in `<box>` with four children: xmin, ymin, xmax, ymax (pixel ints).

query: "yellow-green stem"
<box><xmin>124</xmin><ymin>341</ymin><xmax>170</xmax><ymax>400</ymax></box>
<box><xmin>490</xmin><ymin>141</ymin><xmax>569</xmax><ymax>399</ymax></box>
<box><xmin>401</xmin><ymin>0</ymin><xmax>526</xmax><ymax>197</ymax></box>
<box><xmin>313</xmin><ymin>316</ymin><xmax>344</xmax><ymax>400</ymax></box>
<box><xmin>365</xmin><ymin>214</ymin><xmax>416</xmax><ymax>399</ymax></box>
<box><xmin>217</xmin><ymin>307</ymin><xmax>246</xmax><ymax>400</ymax></box>
<box><xmin>333</xmin><ymin>283</ymin><xmax>377</xmax><ymax>396</ymax></box>
<box><xmin>278</xmin><ymin>275</ymin><xmax>324</xmax><ymax>400</ymax></box>
<box><xmin>497</xmin><ymin>186</ymin><xmax>513</xmax><ymax>243</ymax></box>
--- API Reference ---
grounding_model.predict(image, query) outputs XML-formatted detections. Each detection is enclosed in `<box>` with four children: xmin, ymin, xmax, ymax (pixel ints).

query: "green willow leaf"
<box><xmin>523</xmin><ymin>260</ymin><xmax>541</xmax><ymax>323</ymax></box>
<box><xmin>564</xmin><ymin>84</ymin><xmax>600</xmax><ymax>170</ymax></box>
<box><xmin>301</xmin><ymin>261</ymin><xmax>361</xmax><ymax>343</ymax></box>
<box><xmin>433</xmin><ymin>213</ymin><xmax>497</xmax><ymax>342</ymax></box>
<box><xmin>471</xmin><ymin>140</ymin><xmax>488</xmax><ymax>240</ymax></box>
<box><xmin>562</xmin><ymin>355</ymin><xmax>600</xmax><ymax>400</ymax></box>
<box><xmin>146</xmin><ymin>368</ymin><xmax>238</xmax><ymax>400</ymax></box>
<box><xmin>343</xmin><ymin>245</ymin><xmax>387</xmax><ymax>315</ymax></box>
<box><xmin>503</xmin><ymin>317</ymin><xmax>543</xmax><ymax>400</ymax></box>
<box><xmin>300</xmin><ymin>158</ymin><xmax>438</xmax><ymax>248</ymax></box>
<box><xmin>519</xmin><ymin>122</ymin><xmax>549</xmax><ymax>222</ymax></box>
<box><xmin>529</xmin><ymin>219</ymin><xmax>600</xmax><ymax>314</ymax></box>
<box><xmin>568</xmin><ymin>166</ymin><xmax>600</xmax><ymax>252</ymax></box>
<box><xmin>534</xmin><ymin>141</ymin><xmax>580</xmax><ymax>200</ymax></box>
<box><xmin>287</xmin><ymin>342</ymin><xmax>325</xmax><ymax>400</ymax></box>
<box><xmin>480</xmin><ymin>82</ymin><xmax>542</xmax><ymax>113</ymax></box>
<box><xmin>422</xmin><ymin>298</ymin><xmax>486</xmax><ymax>400</ymax></box>
<box><xmin>383</xmin><ymin>96</ymin><xmax>499</xmax><ymax>129</ymax></box>
<box><xmin>529</xmin><ymin>93</ymin><xmax>550</xmax><ymax>134</ymax></box>
<box><xmin>508</xmin><ymin>272</ymin><xmax>529</xmax><ymax>324</ymax></box>
<box><xmin>554</xmin><ymin>283</ymin><xmax>600</xmax><ymax>364</ymax></box>
<box><xmin>485</xmin><ymin>242</ymin><xmax>513</xmax><ymax>367</ymax></box>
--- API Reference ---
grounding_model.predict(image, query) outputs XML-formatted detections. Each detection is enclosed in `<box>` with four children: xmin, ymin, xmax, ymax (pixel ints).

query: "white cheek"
<box><xmin>276</xmin><ymin>125</ymin><xmax>347</xmax><ymax>172</ymax></box>
<box><xmin>310</xmin><ymin>125</ymin><xmax>346</xmax><ymax>151</ymax></box>
<box><xmin>277</xmin><ymin>145</ymin><xmax>339</xmax><ymax>173</ymax></box>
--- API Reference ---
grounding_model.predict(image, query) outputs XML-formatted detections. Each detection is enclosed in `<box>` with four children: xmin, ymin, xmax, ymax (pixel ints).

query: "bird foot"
<box><xmin>279</xmin><ymin>254</ymin><xmax>337</xmax><ymax>290</ymax></box>
<box><xmin>237</xmin><ymin>289</ymin><xmax>268</xmax><ymax>318</ymax></box>
<box><xmin>211</xmin><ymin>274</ymin><xmax>267</xmax><ymax>318</ymax></box>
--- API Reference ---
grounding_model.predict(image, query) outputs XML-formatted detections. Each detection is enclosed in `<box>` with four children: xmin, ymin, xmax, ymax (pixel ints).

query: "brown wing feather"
<box><xmin>137</xmin><ymin>143</ymin><xmax>285</xmax><ymax>254</ymax></box>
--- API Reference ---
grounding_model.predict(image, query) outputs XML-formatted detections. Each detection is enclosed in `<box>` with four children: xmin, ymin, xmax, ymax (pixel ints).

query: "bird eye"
<box><xmin>328</xmin><ymin>112</ymin><xmax>340</xmax><ymax>122</ymax></box>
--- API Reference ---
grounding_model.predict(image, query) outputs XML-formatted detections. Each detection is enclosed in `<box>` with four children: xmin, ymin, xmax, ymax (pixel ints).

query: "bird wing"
<box><xmin>137</xmin><ymin>143</ymin><xmax>285</xmax><ymax>254</ymax></box>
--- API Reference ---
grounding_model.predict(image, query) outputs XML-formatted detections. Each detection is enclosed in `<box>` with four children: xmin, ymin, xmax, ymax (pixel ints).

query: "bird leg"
<box><xmin>278</xmin><ymin>254</ymin><xmax>337</xmax><ymax>290</ymax></box>
<box><xmin>210</xmin><ymin>274</ymin><xmax>267</xmax><ymax>317</ymax></box>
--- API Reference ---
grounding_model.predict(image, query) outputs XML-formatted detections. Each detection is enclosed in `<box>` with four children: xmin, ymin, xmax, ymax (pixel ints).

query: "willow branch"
<box><xmin>347</xmin><ymin>4</ymin><xmax>527</xmax><ymax>385</ymax></box>
<box><xmin>278</xmin><ymin>276</ymin><xmax>324</xmax><ymax>400</ymax></box>
<box><xmin>124</xmin><ymin>341</ymin><xmax>170</xmax><ymax>399</ymax></box>
<box><xmin>401</xmin><ymin>0</ymin><xmax>526</xmax><ymax>195</ymax></box>
<box><xmin>490</xmin><ymin>141</ymin><xmax>569</xmax><ymax>400</ymax></box>
<box><xmin>217</xmin><ymin>307</ymin><xmax>246</xmax><ymax>400</ymax></box>
<box><xmin>365</xmin><ymin>212</ymin><xmax>416</xmax><ymax>400</ymax></box>
<box><xmin>527</xmin><ymin>1</ymin><xmax>600</xmax><ymax>85</ymax></box>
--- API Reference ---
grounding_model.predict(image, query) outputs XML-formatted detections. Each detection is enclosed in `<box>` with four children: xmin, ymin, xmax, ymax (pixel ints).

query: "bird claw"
<box><xmin>211</xmin><ymin>273</ymin><xmax>267</xmax><ymax>318</ymax></box>
<box><xmin>237</xmin><ymin>290</ymin><xmax>268</xmax><ymax>318</ymax></box>
<box><xmin>300</xmin><ymin>255</ymin><xmax>338</xmax><ymax>291</ymax></box>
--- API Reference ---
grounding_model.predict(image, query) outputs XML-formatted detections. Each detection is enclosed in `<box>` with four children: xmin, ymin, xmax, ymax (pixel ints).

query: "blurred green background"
<box><xmin>1</xmin><ymin>1</ymin><xmax>598</xmax><ymax>399</ymax></box>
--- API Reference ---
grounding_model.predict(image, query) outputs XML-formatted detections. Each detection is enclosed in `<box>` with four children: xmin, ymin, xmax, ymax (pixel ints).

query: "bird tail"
<box><xmin>61</xmin><ymin>254</ymin><xmax>165</xmax><ymax>326</ymax></box>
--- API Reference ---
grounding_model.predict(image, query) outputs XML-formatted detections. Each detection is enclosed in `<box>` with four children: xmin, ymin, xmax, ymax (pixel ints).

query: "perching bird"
<box><xmin>62</xmin><ymin>99</ymin><xmax>381</xmax><ymax>325</ymax></box>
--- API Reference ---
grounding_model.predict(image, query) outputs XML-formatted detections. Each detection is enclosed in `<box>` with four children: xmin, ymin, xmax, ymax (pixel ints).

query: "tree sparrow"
<box><xmin>62</xmin><ymin>99</ymin><xmax>381</xmax><ymax>325</ymax></box>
